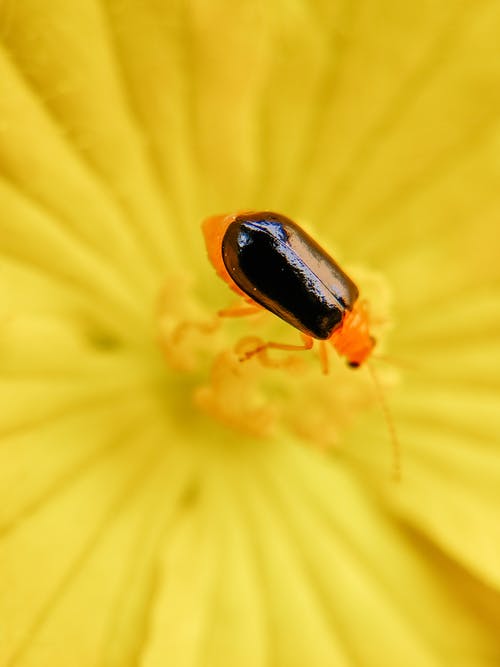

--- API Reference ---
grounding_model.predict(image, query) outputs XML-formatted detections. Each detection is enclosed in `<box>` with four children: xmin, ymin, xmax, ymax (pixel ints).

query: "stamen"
<box><xmin>194</xmin><ymin>350</ymin><xmax>277</xmax><ymax>437</ymax></box>
<box><xmin>157</xmin><ymin>266</ymin><xmax>399</xmax><ymax>475</ymax></box>
<box><xmin>157</xmin><ymin>275</ymin><xmax>219</xmax><ymax>371</ymax></box>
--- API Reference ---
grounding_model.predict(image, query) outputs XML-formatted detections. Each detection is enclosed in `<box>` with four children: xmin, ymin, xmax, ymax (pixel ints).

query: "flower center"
<box><xmin>157</xmin><ymin>266</ymin><xmax>397</xmax><ymax>452</ymax></box>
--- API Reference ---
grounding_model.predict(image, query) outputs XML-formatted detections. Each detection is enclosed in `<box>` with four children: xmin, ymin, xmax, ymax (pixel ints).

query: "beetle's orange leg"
<box><xmin>318</xmin><ymin>340</ymin><xmax>329</xmax><ymax>375</ymax></box>
<box><xmin>237</xmin><ymin>333</ymin><xmax>314</xmax><ymax>364</ymax></box>
<box><xmin>218</xmin><ymin>304</ymin><xmax>262</xmax><ymax>318</ymax></box>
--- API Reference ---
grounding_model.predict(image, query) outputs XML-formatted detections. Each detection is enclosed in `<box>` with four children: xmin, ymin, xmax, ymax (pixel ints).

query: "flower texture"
<box><xmin>1</xmin><ymin>2</ymin><xmax>500</xmax><ymax>666</ymax></box>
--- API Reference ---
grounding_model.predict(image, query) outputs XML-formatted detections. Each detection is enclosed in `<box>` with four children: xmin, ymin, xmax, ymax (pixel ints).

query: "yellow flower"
<box><xmin>1</xmin><ymin>2</ymin><xmax>500</xmax><ymax>666</ymax></box>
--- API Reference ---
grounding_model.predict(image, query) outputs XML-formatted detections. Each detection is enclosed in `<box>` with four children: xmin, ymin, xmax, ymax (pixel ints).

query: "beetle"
<box><xmin>202</xmin><ymin>210</ymin><xmax>376</xmax><ymax>370</ymax></box>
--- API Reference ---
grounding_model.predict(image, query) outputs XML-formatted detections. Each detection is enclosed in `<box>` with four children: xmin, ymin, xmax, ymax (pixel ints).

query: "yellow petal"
<box><xmin>1</xmin><ymin>1</ymin><xmax>500</xmax><ymax>666</ymax></box>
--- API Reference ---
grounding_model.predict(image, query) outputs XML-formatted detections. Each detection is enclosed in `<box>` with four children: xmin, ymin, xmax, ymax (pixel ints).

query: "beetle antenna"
<box><xmin>371</xmin><ymin>352</ymin><xmax>417</xmax><ymax>371</ymax></box>
<box><xmin>366</xmin><ymin>361</ymin><xmax>401</xmax><ymax>482</ymax></box>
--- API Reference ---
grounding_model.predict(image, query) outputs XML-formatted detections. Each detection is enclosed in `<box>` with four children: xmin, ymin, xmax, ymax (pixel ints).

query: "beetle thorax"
<box><xmin>329</xmin><ymin>301</ymin><xmax>375</xmax><ymax>367</ymax></box>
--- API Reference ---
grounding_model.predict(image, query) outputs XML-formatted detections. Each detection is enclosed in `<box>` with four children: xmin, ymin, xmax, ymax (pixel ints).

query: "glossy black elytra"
<box><xmin>221</xmin><ymin>212</ymin><xmax>359</xmax><ymax>340</ymax></box>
